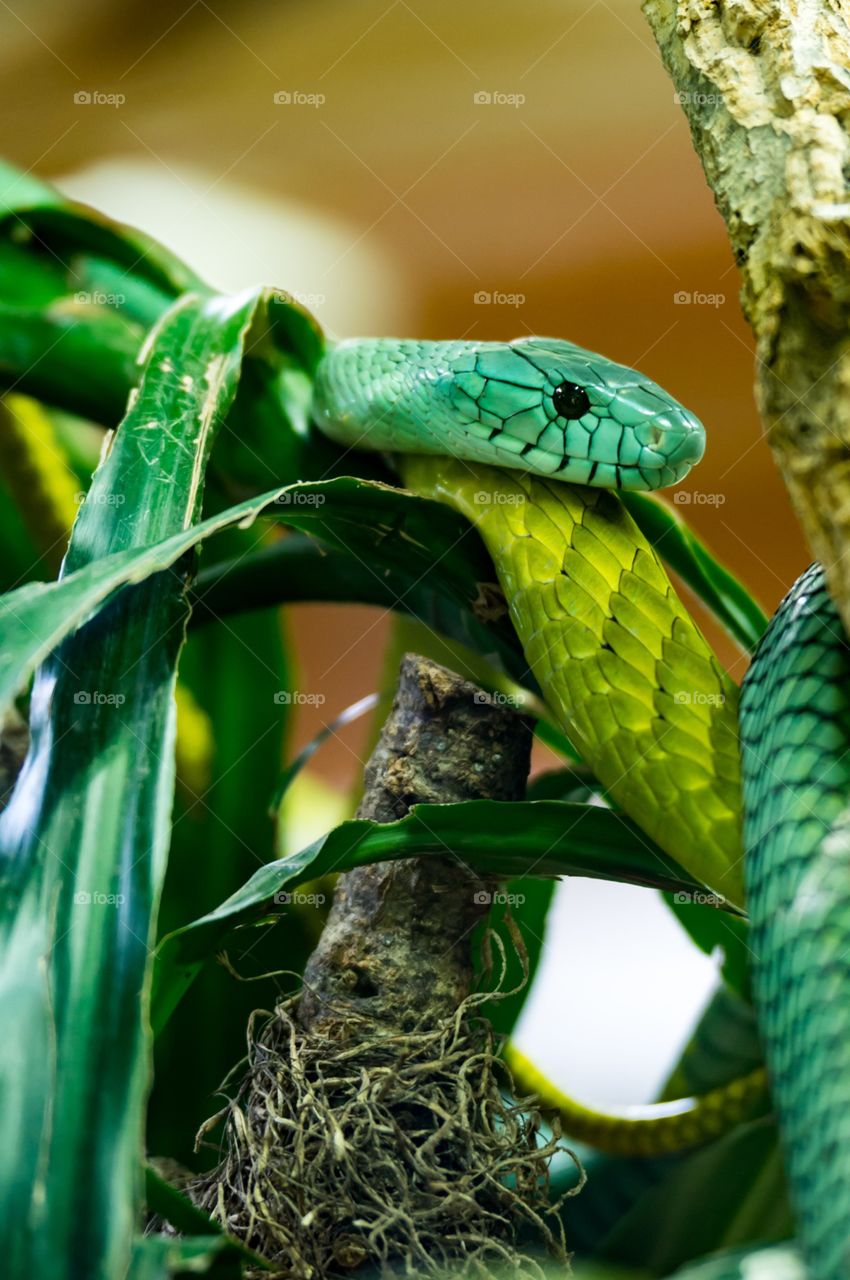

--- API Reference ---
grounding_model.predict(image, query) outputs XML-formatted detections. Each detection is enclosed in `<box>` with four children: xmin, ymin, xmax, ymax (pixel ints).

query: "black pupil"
<box><xmin>553</xmin><ymin>381</ymin><xmax>590</xmax><ymax>420</ymax></box>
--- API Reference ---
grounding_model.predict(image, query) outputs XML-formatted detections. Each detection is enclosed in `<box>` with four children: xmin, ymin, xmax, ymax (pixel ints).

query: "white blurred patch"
<box><xmin>515</xmin><ymin>878</ymin><xmax>719</xmax><ymax>1105</ymax></box>
<box><xmin>55</xmin><ymin>158</ymin><xmax>413</xmax><ymax>339</ymax></box>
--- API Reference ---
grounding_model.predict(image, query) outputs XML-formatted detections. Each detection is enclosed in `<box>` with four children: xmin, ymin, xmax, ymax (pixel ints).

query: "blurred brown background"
<box><xmin>0</xmin><ymin>0</ymin><xmax>808</xmax><ymax>786</ymax></box>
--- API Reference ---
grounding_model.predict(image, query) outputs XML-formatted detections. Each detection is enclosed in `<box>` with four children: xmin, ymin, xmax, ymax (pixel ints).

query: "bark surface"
<box><xmin>299</xmin><ymin>653</ymin><xmax>533</xmax><ymax>1032</ymax></box>
<box><xmin>644</xmin><ymin>0</ymin><xmax>850</xmax><ymax>623</ymax></box>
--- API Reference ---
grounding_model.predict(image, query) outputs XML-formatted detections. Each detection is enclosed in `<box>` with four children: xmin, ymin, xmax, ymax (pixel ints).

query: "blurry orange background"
<box><xmin>0</xmin><ymin>0</ymin><xmax>808</xmax><ymax>786</ymax></box>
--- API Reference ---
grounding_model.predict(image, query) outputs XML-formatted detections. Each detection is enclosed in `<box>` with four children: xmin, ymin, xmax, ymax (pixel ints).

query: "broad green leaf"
<box><xmin>189</xmin><ymin>515</ymin><xmax>523</xmax><ymax>687</ymax></box>
<box><xmin>0</xmin><ymin>289</ymin><xmax>266</xmax><ymax>1280</ymax></box>
<box><xmin>0</xmin><ymin>477</ymin><xmax>524</xmax><ymax>727</ymax></box>
<box><xmin>0</xmin><ymin>160</ymin><xmax>332</xmax><ymax>490</ymax></box>
<box><xmin>623</xmin><ymin>492</ymin><xmax>767</xmax><ymax>653</ymax></box>
<box><xmin>149</xmin><ymin>565</ymin><xmax>294</xmax><ymax>1168</ymax></box>
<box><xmin>599</xmin><ymin>1116</ymin><xmax>791</xmax><ymax>1273</ymax></box>
<box><xmin>0</xmin><ymin>158</ymin><xmax>203</xmax><ymax>299</ymax></box>
<box><xmin>151</xmin><ymin>799</ymin><xmax>710</xmax><ymax>1032</ymax></box>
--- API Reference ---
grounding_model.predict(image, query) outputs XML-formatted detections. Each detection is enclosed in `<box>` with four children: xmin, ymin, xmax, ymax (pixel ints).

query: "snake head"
<box><xmin>448</xmin><ymin>337</ymin><xmax>705</xmax><ymax>491</ymax></box>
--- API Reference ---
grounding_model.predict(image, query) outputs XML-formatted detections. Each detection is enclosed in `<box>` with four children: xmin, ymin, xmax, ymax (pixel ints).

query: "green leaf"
<box><xmin>152</xmin><ymin>799</ymin><xmax>710</xmax><ymax>1032</ymax></box>
<box><xmin>143</xmin><ymin>1166</ymin><xmax>267</xmax><ymax>1270</ymax></box>
<box><xmin>0</xmin><ymin>477</ymin><xmax>527</xmax><ymax>727</ymax></box>
<box><xmin>0</xmin><ymin>160</ymin><xmax>329</xmax><ymax>492</ymax></box>
<box><xmin>0</xmin><ymin>157</ymin><xmax>204</xmax><ymax>299</ymax></box>
<box><xmin>623</xmin><ymin>492</ymin><xmax>767</xmax><ymax>652</ymax></box>
<box><xmin>599</xmin><ymin>1116</ymin><xmax>791</xmax><ymax>1273</ymax></box>
<box><xmin>128</xmin><ymin>1235</ymin><xmax>246</xmax><ymax>1280</ymax></box>
<box><xmin>149</xmin><ymin>581</ymin><xmax>294</xmax><ymax>1168</ymax></box>
<box><xmin>0</xmin><ymin>289</ymin><xmax>266</xmax><ymax>1280</ymax></box>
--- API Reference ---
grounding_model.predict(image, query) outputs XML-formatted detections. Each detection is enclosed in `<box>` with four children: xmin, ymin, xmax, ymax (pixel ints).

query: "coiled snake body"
<box><xmin>313</xmin><ymin>336</ymin><xmax>850</xmax><ymax>1276</ymax></box>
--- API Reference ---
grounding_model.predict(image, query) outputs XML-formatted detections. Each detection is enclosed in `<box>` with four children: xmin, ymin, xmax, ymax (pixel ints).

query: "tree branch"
<box><xmin>644</xmin><ymin>0</ymin><xmax>850</xmax><ymax>622</ymax></box>
<box><xmin>299</xmin><ymin>653</ymin><xmax>533</xmax><ymax>1033</ymax></box>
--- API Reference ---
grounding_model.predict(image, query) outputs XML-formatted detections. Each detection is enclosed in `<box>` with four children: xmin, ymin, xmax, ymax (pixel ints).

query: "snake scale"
<box><xmin>312</xmin><ymin>336</ymin><xmax>850</xmax><ymax>1277</ymax></box>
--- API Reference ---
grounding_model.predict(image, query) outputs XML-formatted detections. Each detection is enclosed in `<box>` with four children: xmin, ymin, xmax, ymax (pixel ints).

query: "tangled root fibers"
<box><xmin>190</xmin><ymin>991</ymin><xmax>581</xmax><ymax>1279</ymax></box>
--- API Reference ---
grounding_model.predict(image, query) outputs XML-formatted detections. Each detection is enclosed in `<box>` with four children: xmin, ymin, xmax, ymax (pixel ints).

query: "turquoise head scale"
<box><xmin>311</xmin><ymin>336</ymin><xmax>705</xmax><ymax>492</ymax></box>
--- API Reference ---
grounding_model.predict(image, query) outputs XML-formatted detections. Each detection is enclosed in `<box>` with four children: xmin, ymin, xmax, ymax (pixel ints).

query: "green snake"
<box><xmin>311</xmin><ymin>335</ymin><xmax>850</xmax><ymax>1276</ymax></box>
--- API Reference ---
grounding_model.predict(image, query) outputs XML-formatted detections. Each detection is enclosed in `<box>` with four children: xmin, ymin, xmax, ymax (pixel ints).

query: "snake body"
<box><xmin>312</xmin><ymin>335</ymin><xmax>850</xmax><ymax>1271</ymax></box>
<box><xmin>739</xmin><ymin>564</ymin><xmax>850</xmax><ymax>1278</ymax></box>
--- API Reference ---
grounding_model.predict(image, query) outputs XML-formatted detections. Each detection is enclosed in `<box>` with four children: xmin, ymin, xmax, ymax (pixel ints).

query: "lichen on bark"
<box><xmin>644</xmin><ymin>0</ymin><xmax>850</xmax><ymax>624</ymax></box>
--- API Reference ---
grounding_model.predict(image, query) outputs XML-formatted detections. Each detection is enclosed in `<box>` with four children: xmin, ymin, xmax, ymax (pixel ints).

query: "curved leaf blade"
<box><xmin>151</xmin><ymin>798</ymin><xmax>713</xmax><ymax>1032</ymax></box>
<box><xmin>0</xmin><ymin>289</ymin><xmax>264</xmax><ymax>1280</ymax></box>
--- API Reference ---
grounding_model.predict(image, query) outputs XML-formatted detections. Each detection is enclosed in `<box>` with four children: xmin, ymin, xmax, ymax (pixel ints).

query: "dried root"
<box><xmin>189</xmin><ymin>988</ymin><xmax>580</xmax><ymax>1279</ymax></box>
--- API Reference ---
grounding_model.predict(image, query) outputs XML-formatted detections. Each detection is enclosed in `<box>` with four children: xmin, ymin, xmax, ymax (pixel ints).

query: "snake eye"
<box><xmin>553</xmin><ymin>381</ymin><xmax>590</xmax><ymax>420</ymax></box>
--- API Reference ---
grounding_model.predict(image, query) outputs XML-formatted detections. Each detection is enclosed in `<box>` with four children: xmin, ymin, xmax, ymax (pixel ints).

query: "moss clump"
<box><xmin>190</xmin><ymin>987</ymin><xmax>579</xmax><ymax>1279</ymax></box>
